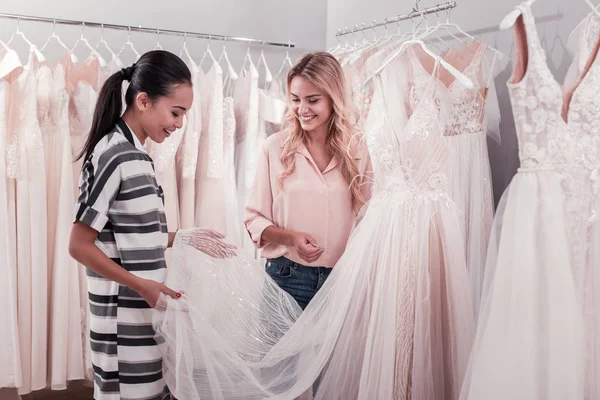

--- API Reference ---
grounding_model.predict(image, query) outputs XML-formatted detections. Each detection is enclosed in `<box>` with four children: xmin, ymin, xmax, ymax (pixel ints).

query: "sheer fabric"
<box><xmin>407</xmin><ymin>42</ymin><xmax>496</xmax><ymax>319</ymax></box>
<box><xmin>460</xmin><ymin>3</ymin><xmax>600</xmax><ymax>398</ymax></box>
<box><xmin>154</xmin><ymin>55</ymin><xmax>474</xmax><ymax>399</ymax></box>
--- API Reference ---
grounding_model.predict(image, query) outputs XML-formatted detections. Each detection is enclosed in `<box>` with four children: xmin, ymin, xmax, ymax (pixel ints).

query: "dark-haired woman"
<box><xmin>68</xmin><ymin>50</ymin><xmax>234</xmax><ymax>400</ymax></box>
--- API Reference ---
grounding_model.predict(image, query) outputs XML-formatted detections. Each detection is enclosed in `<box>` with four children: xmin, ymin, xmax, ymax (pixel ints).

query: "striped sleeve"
<box><xmin>74</xmin><ymin>145</ymin><xmax>123</xmax><ymax>233</ymax></box>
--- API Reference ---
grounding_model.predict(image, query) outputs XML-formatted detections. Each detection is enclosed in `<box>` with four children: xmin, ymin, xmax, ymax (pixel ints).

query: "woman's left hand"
<box><xmin>178</xmin><ymin>228</ymin><xmax>238</xmax><ymax>258</ymax></box>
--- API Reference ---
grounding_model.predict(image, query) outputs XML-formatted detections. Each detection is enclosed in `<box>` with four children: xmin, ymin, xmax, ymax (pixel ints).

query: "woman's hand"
<box><xmin>179</xmin><ymin>228</ymin><xmax>238</xmax><ymax>258</ymax></box>
<box><xmin>135</xmin><ymin>278</ymin><xmax>180</xmax><ymax>308</ymax></box>
<box><xmin>292</xmin><ymin>232</ymin><xmax>324</xmax><ymax>263</ymax></box>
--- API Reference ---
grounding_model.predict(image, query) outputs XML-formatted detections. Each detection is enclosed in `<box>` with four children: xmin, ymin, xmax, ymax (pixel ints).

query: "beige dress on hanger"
<box><xmin>68</xmin><ymin>55</ymin><xmax>100</xmax><ymax>382</ymax></box>
<box><xmin>13</xmin><ymin>47</ymin><xmax>48</xmax><ymax>395</ymax></box>
<box><xmin>0</xmin><ymin>45</ymin><xmax>23</xmax><ymax>392</ymax></box>
<box><xmin>176</xmin><ymin>61</ymin><xmax>202</xmax><ymax>229</ymax></box>
<box><xmin>38</xmin><ymin>50</ymin><xmax>86</xmax><ymax>390</ymax></box>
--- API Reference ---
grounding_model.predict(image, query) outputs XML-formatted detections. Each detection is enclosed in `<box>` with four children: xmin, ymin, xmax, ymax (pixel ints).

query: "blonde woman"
<box><xmin>244</xmin><ymin>52</ymin><xmax>372</xmax><ymax>309</ymax></box>
<box><xmin>156</xmin><ymin>48</ymin><xmax>474</xmax><ymax>399</ymax></box>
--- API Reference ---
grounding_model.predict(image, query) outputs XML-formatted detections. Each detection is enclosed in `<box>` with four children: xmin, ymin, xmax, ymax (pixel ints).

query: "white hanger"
<box><xmin>417</xmin><ymin>10</ymin><xmax>468</xmax><ymax>49</ymax></box>
<box><xmin>41</xmin><ymin>19</ymin><xmax>70</xmax><ymax>53</ymax></box>
<box><xmin>217</xmin><ymin>39</ymin><xmax>238</xmax><ymax>80</ymax></box>
<box><xmin>274</xmin><ymin>41</ymin><xmax>293</xmax><ymax>80</ymax></box>
<box><xmin>369</xmin><ymin>16</ymin><xmax>415</xmax><ymax>55</ymax></box>
<box><xmin>117</xmin><ymin>26</ymin><xmax>141</xmax><ymax>61</ymax></box>
<box><xmin>256</xmin><ymin>42</ymin><xmax>273</xmax><ymax>85</ymax></box>
<box><xmin>348</xmin><ymin>24</ymin><xmax>373</xmax><ymax>54</ymax></box>
<box><xmin>240</xmin><ymin>46</ymin><xmax>254</xmax><ymax>73</ymax></box>
<box><xmin>425</xmin><ymin>7</ymin><xmax>505</xmax><ymax>60</ymax></box>
<box><xmin>154</xmin><ymin>29</ymin><xmax>163</xmax><ymax>50</ymax></box>
<box><xmin>72</xmin><ymin>22</ymin><xmax>106</xmax><ymax>67</ymax></box>
<box><xmin>328</xmin><ymin>30</ymin><xmax>344</xmax><ymax>54</ymax></box>
<box><xmin>584</xmin><ymin>0</ymin><xmax>600</xmax><ymax>17</ymax></box>
<box><xmin>199</xmin><ymin>34</ymin><xmax>218</xmax><ymax>69</ymax></box>
<box><xmin>6</xmin><ymin>17</ymin><xmax>45</xmax><ymax>62</ymax></box>
<box><xmin>366</xmin><ymin>38</ymin><xmax>473</xmax><ymax>88</ymax></box>
<box><xmin>346</xmin><ymin>25</ymin><xmax>363</xmax><ymax>51</ymax></box>
<box><xmin>179</xmin><ymin>32</ymin><xmax>195</xmax><ymax>65</ymax></box>
<box><xmin>95</xmin><ymin>24</ymin><xmax>120</xmax><ymax>67</ymax></box>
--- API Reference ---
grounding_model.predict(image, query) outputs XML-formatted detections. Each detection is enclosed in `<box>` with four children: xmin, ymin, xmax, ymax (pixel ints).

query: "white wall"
<box><xmin>326</xmin><ymin>0</ymin><xmax>593</xmax><ymax>203</ymax></box>
<box><xmin>2</xmin><ymin>0</ymin><xmax>596</xmax><ymax>202</ymax></box>
<box><xmin>0</xmin><ymin>0</ymin><xmax>327</xmax><ymax>80</ymax></box>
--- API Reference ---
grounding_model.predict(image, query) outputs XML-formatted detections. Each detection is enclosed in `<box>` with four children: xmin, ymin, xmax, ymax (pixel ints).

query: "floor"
<box><xmin>19</xmin><ymin>382</ymin><xmax>93</xmax><ymax>400</ymax></box>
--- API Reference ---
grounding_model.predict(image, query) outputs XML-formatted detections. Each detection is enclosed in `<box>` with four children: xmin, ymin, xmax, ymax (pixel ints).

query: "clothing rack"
<box><xmin>0</xmin><ymin>12</ymin><xmax>295</xmax><ymax>48</ymax></box>
<box><xmin>335</xmin><ymin>1</ymin><xmax>457</xmax><ymax>37</ymax></box>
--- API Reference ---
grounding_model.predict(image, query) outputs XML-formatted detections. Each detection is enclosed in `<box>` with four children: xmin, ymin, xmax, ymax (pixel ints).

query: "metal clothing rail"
<box><xmin>335</xmin><ymin>1</ymin><xmax>457</xmax><ymax>37</ymax></box>
<box><xmin>0</xmin><ymin>12</ymin><xmax>295</xmax><ymax>48</ymax></box>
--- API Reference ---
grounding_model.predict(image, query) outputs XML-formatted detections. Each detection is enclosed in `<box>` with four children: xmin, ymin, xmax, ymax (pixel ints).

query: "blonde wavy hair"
<box><xmin>279</xmin><ymin>52</ymin><xmax>365</xmax><ymax>211</ymax></box>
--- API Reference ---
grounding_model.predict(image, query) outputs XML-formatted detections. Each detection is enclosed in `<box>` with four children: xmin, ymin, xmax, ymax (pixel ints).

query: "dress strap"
<box><xmin>516</xmin><ymin>1</ymin><xmax>547</xmax><ymax>65</ymax></box>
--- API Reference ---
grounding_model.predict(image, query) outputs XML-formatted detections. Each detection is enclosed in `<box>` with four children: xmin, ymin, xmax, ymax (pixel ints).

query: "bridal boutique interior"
<box><xmin>0</xmin><ymin>0</ymin><xmax>598</xmax><ymax>398</ymax></box>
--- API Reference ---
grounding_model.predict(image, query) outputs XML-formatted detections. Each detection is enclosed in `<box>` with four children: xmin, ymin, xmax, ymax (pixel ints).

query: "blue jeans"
<box><xmin>265</xmin><ymin>256</ymin><xmax>332</xmax><ymax>310</ymax></box>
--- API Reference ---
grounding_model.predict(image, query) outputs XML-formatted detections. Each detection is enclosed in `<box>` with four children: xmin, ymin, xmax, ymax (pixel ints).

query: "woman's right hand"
<box><xmin>135</xmin><ymin>278</ymin><xmax>180</xmax><ymax>308</ymax></box>
<box><xmin>292</xmin><ymin>232</ymin><xmax>324</xmax><ymax>264</ymax></box>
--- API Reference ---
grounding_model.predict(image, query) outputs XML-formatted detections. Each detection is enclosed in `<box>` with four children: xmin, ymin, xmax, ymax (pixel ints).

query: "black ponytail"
<box><xmin>76</xmin><ymin>50</ymin><xmax>192</xmax><ymax>161</ymax></box>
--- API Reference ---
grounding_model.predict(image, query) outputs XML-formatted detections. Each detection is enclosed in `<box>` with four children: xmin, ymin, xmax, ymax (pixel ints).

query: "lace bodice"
<box><xmin>37</xmin><ymin>60</ymin><xmax>69</xmax><ymax>137</ymax></box>
<box><xmin>408</xmin><ymin>43</ymin><xmax>490</xmax><ymax>137</ymax></box>
<box><xmin>366</xmin><ymin>58</ymin><xmax>451</xmax><ymax>205</ymax></box>
<box><xmin>343</xmin><ymin>46</ymin><xmax>379</xmax><ymax>128</ymax></box>
<box><xmin>223</xmin><ymin>96</ymin><xmax>235</xmax><ymax>157</ymax></box>
<box><xmin>177</xmin><ymin>63</ymin><xmax>202</xmax><ymax>179</ymax></box>
<box><xmin>17</xmin><ymin>51</ymin><xmax>44</xmax><ymax>181</ymax></box>
<box><xmin>510</xmin><ymin>1</ymin><xmax>600</xmax><ymax>283</ymax></box>
<box><xmin>69</xmin><ymin>79</ymin><xmax>98</xmax><ymax>159</ymax></box>
<box><xmin>203</xmin><ymin>63</ymin><xmax>224</xmax><ymax>179</ymax></box>
<box><xmin>508</xmin><ymin>4</ymin><xmax>600</xmax><ymax>170</ymax></box>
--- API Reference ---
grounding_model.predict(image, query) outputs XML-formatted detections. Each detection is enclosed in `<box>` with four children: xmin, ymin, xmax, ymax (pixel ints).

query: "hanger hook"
<box><xmin>127</xmin><ymin>26</ymin><xmax>132</xmax><ymax>42</ymax></box>
<box><xmin>395</xmin><ymin>15</ymin><xmax>402</xmax><ymax>27</ymax></box>
<box><xmin>16</xmin><ymin>17</ymin><xmax>21</xmax><ymax>33</ymax></box>
<box><xmin>446</xmin><ymin>7</ymin><xmax>451</xmax><ymax>23</ymax></box>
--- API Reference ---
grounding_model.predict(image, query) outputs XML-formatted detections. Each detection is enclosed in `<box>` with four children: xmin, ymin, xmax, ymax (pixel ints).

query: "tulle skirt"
<box><xmin>445</xmin><ymin>131</ymin><xmax>494</xmax><ymax>320</ymax></box>
<box><xmin>154</xmin><ymin>188</ymin><xmax>475</xmax><ymax>399</ymax></box>
<box><xmin>460</xmin><ymin>170</ymin><xmax>586</xmax><ymax>400</ymax></box>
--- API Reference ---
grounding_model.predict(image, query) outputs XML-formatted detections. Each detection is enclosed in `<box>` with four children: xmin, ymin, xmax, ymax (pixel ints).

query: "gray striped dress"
<box><xmin>74</xmin><ymin>119</ymin><xmax>170</xmax><ymax>400</ymax></box>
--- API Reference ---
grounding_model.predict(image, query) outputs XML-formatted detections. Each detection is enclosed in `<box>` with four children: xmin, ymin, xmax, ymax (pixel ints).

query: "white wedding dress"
<box><xmin>153</xmin><ymin>55</ymin><xmax>475</xmax><ymax>400</ymax></box>
<box><xmin>460</xmin><ymin>3</ymin><xmax>600</xmax><ymax>399</ymax></box>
